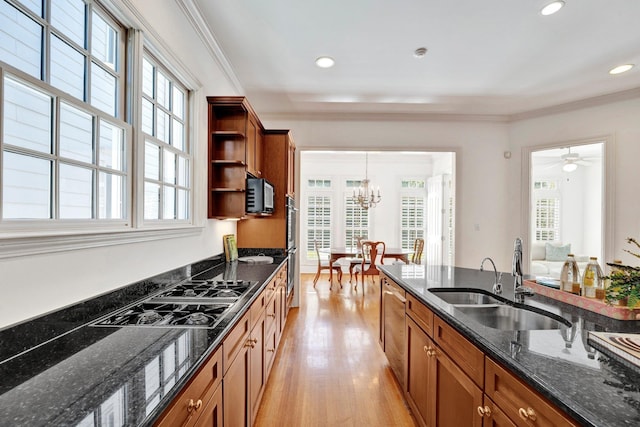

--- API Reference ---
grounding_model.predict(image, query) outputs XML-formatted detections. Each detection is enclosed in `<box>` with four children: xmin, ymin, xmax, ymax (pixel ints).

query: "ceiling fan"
<box><xmin>560</xmin><ymin>147</ymin><xmax>592</xmax><ymax>172</ymax></box>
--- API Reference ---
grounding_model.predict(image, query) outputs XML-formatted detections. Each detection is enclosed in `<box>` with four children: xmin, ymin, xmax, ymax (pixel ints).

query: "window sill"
<box><xmin>0</xmin><ymin>226</ymin><xmax>204</xmax><ymax>260</ymax></box>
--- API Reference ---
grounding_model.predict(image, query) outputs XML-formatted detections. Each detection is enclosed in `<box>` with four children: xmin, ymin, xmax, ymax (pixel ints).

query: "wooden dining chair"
<box><xmin>313</xmin><ymin>239</ymin><xmax>343</xmax><ymax>289</ymax></box>
<box><xmin>411</xmin><ymin>238</ymin><xmax>425</xmax><ymax>264</ymax></box>
<box><xmin>353</xmin><ymin>241</ymin><xmax>385</xmax><ymax>291</ymax></box>
<box><xmin>346</xmin><ymin>236</ymin><xmax>367</xmax><ymax>283</ymax></box>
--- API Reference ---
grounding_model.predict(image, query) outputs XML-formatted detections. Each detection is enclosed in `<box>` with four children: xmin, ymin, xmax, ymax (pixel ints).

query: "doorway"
<box><xmin>523</xmin><ymin>138</ymin><xmax>613</xmax><ymax>278</ymax></box>
<box><xmin>298</xmin><ymin>150</ymin><xmax>456</xmax><ymax>273</ymax></box>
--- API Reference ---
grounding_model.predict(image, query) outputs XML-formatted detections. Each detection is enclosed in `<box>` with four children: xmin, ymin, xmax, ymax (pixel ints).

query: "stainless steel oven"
<box><xmin>286</xmin><ymin>197</ymin><xmax>297</xmax><ymax>297</ymax></box>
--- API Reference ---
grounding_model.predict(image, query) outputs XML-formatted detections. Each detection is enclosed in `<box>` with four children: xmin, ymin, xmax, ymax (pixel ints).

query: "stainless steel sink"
<box><xmin>454</xmin><ymin>304</ymin><xmax>570</xmax><ymax>330</ymax></box>
<box><xmin>428</xmin><ymin>288</ymin><xmax>571</xmax><ymax>330</ymax></box>
<box><xmin>429</xmin><ymin>288</ymin><xmax>502</xmax><ymax>306</ymax></box>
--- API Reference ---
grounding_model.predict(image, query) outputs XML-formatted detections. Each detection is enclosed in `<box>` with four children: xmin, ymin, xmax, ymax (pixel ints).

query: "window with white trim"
<box><xmin>400</xmin><ymin>179</ymin><xmax>426</xmax><ymax>256</ymax></box>
<box><xmin>344</xmin><ymin>180</ymin><xmax>368</xmax><ymax>247</ymax></box>
<box><xmin>1</xmin><ymin>0</ymin><xmax>129</xmax><ymax>222</ymax></box>
<box><xmin>306</xmin><ymin>179</ymin><xmax>332</xmax><ymax>259</ymax></box>
<box><xmin>141</xmin><ymin>54</ymin><xmax>190</xmax><ymax>221</ymax></box>
<box><xmin>533</xmin><ymin>180</ymin><xmax>560</xmax><ymax>242</ymax></box>
<box><xmin>0</xmin><ymin>0</ymin><xmax>195</xmax><ymax>242</ymax></box>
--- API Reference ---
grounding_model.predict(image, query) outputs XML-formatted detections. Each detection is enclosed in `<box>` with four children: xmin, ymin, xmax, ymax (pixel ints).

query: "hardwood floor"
<box><xmin>254</xmin><ymin>273</ymin><xmax>417</xmax><ymax>427</ymax></box>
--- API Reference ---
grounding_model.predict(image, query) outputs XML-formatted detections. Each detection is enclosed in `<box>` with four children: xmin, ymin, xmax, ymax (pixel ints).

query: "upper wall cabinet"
<box><xmin>237</xmin><ymin>130</ymin><xmax>296</xmax><ymax>248</ymax></box>
<box><xmin>207</xmin><ymin>97</ymin><xmax>264</xmax><ymax>219</ymax></box>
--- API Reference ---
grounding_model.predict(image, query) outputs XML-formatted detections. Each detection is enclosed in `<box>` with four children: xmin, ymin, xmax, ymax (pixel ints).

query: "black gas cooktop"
<box><xmin>92</xmin><ymin>279</ymin><xmax>258</xmax><ymax>328</ymax></box>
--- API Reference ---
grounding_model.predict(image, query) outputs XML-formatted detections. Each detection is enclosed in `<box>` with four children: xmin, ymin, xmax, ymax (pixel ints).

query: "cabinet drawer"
<box><xmin>250</xmin><ymin>291</ymin><xmax>267</xmax><ymax>330</ymax></box>
<box><xmin>433</xmin><ymin>316</ymin><xmax>484</xmax><ymax>387</ymax></box>
<box><xmin>265</xmin><ymin>293</ymin><xmax>278</xmax><ymax>333</ymax></box>
<box><xmin>265</xmin><ymin>322</ymin><xmax>278</xmax><ymax>378</ymax></box>
<box><xmin>155</xmin><ymin>346</ymin><xmax>222</xmax><ymax>427</ymax></box>
<box><xmin>406</xmin><ymin>293</ymin><xmax>433</xmax><ymax>336</ymax></box>
<box><xmin>264</xmin><ymin>277</ymin><xmax>277</xmax><ymax>305</ymax></box>
<box><xmin>485</xmin><ymin>358</ymin><xmax>577</xmax><ymax>427</ymax></box>
<box><xmin>223</xmin><ymin>311</ymin><xmax>250</xmax><ymax>374</ymax></box>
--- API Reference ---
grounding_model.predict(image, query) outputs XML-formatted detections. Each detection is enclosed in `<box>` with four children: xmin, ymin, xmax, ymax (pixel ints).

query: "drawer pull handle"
<box><xmin>267</xmin><ymin>348</ymin><xmax>275</xmax><ymax>353</ymax></box>
<box><xmin>187</xmin><ymin>399</ymin><xmax>203</xmax><ymax>413</ymax></box>
<box><xmin>477</xmin><ymin>406</ymin><xmax>491</xmax><ymax>417</ymax></box>
<box><xmin>518</xmin><ymin>407</ymin><xmax>537</xmax><ymax>421</ymax></box>
<box><xmin>268</xmin><ymin>313</ymin><xmax>276</xmax><ymax>318</ymax></box>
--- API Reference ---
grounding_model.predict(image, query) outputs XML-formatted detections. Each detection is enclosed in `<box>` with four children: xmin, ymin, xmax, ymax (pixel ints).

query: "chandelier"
<box><xmin>352</xmin><ymin>152</ymin><xmax>381</xmax><ymax>209</ymax></box>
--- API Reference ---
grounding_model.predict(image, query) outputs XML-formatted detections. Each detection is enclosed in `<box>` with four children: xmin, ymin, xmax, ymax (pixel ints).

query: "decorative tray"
<box><xmin>525</xmin><ymin>279</ymin><xmax>640</xmax><ymax>320</ymax></box>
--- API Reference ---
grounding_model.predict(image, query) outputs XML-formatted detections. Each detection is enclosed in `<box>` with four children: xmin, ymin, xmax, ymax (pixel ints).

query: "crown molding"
<box><xmin>508</xmin><ymin>87</ymin><xmax>640</xmax><ymax>122</ymax></box>
<box><xmin>175</xmin><ymin>0</ymin><xmax>244</xmax><ymax>94</ymax></box>
<box><xmin>261</xmin><ymin>111</ymin><xmax>509</xmax><ymax>123</ymax></box>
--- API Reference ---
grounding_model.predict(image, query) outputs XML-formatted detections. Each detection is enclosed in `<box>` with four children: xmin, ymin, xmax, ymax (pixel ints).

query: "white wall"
<box><xmin>263</xmin><ymin>118</ymin><xmax>513</xmax><ymax>272</ymax></box>
<box><xmin>507</xmin><ymin>98</ymin><xmax>640</xmax><ymax>271</ymax></box>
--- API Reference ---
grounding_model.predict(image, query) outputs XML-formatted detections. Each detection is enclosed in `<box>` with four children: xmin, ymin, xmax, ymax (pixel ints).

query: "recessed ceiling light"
<box><xmin>609</xmin><ymin>64</ymin><xmax>634</xmax><ymax>75</ymax></box>
<box><xmin>541</xmin><ymin>1</ymin><xmax>565</xmax><ymax>16</ymax></box>
<box><xmin>413</xmin><ymin>47</ymin><xmax>428</xmax><ymax>58</ymax></box>
<box><xmin>315</xmin><ymin>56</ymin><xmax>335</xmax><ymax>68</ymax></box>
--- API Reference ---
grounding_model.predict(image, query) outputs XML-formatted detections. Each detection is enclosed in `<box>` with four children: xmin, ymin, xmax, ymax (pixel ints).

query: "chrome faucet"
<box><xmin>512</xmin><ymin>237</ymin><xmax>533</xmax><ymax>303</ymax></box>
<box><xmin>480</xmin><ymin>257</ymin><xmax>502</xmax><ymax>295</ymax></box>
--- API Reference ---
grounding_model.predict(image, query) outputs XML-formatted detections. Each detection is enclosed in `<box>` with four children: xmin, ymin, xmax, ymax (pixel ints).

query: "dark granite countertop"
<box><xmin>380</xmin><ymin>264</ymin><xmax>640</xmax><ymax>427</ymax></box>
<box><xmin>0</xmin><ymin>252</ymin><xmax>286</xmax><ymax>427</ymax></box>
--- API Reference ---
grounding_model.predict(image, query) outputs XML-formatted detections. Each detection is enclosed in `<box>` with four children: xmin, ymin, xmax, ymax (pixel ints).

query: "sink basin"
<box><xmin>429</xmin><ymin>288</ymin><xmax>503</xmax><ymax>306</ymax></box>
<box><xmin>455</xmin><ymin>304</ymin><xmax>571</xmax><ymax>331</ymax></box>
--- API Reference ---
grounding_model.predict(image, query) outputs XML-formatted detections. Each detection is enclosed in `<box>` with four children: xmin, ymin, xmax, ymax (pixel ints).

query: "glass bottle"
<box><xmin>560</xmin><ymin>254</ymin><xmax>580</xmax><ymax>294</ymax></box>
<box><xmin>582</xmin><ymin>257</ymin><xmax>604</xmax><ymax>299</ymax></box>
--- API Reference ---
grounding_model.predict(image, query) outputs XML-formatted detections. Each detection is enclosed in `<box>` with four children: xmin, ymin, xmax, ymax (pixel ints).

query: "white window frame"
<box><xmin>344</xmin><ymin>179</ymin><xmax>369</xmax><ymax>248</ymax></box>
<box><xmin>399</xmin><ymin>178</ymin><xmax>426</xmax><ymax>262</ymax></box>
<box><xmin>532</xmin><ymin>179</ymin><xmax>561</xmax><ymax>242</ymax></box>
<box><xmin>139</xmin><ymin>51</ymin><xmax>192</xmax><ymax>225</ymax></box>
<box><xmin>0</xmin><ymin>0</ymin><xmax>203</xmax><ymax>260</ymax></box>
<box><xmin>304</xmin><ymin>178</ymin><xmax>333</xmax><ymax>261</ymax></box>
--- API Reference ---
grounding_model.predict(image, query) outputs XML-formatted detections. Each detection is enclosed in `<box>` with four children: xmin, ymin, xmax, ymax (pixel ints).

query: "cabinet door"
<box><xmin>255</xmin><ymin>127</ymin><xmax>263</xmax><ymax>178</ymax></box>
<box><xmin>405</xmin><ymin>316</ymin><xmax>433</xmax><ymax>427</ymax></box>
<box><xmin>481</xmin><ymin>396</ymin><xmax>517</xmax><ymax>427</ymax></box>
<box><xmin>485</xmin><ymin>358</ymin><xmax>577</xmax><ymax>427</ymax></box>
<box><xmin>249</xmin><ymin>311</ymin><xmax>266</xmax><ymax>423</ymax></box>
<box><xmin>193</xmin><ymin>383</ymin><xmax>223</xmax><ymax>427</ymax></box>
<box><xmin>246</xmin><ymin>116</ymin><xmax>259</xmax><ymax>177</ymax></box>
<box><xmin>286</xmin><ymin>135</ymin><xmax>295</xmax><ymax>197</ymax></box>
<box><xmin>156</xmin><ymin>347</ymin><xmax>222</xmax><ymax>427</ymax></box>
<box><xmin>430</xmin><ymin>344</ymin><xmax>483</xmax><ymax>427</ymax></box>
<box><xmin>223</xmin><ymin>344</ymin><xmax>249</xmax><ymax>427</ymax></box>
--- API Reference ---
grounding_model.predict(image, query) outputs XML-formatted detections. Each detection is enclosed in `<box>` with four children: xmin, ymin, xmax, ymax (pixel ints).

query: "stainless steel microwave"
<box><xmin>246</xmin><ymin>178</ymin><xmax>275</xmax><ymax>214</ymax></box>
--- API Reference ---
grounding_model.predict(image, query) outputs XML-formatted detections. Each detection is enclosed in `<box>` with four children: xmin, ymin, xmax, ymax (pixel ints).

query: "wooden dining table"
<box><xmin>321</xmin><ymin>247</ymin><xmax>413</xmax><ymax>283</ymax></box>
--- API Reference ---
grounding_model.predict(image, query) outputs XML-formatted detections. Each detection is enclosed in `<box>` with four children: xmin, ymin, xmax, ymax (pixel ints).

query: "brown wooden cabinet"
<box><xmin>249</xmin><ymin>307</ymin><xmax>266</xmax><ymax>423</ymax></box>
<box><xmin>207</xmin><ymin>96</ymin><xmax>265</xmax><ymax>219</ymax></box>
<box><xmin>405</xmin><ymin>304</ymin><xmax>483</xmax><ymax>427</ymax></box>
<box><xmin>246</xmin><ymin>115</ymin><xmax>263</xmax><ymax>178</ymax></box>
<box><xmin>480</xmin><ymin>396</ymin><xmax>517</xmax><ymax>427</ymax></box>
<box><xmin>155</xmin><ymin>346</ymin><xmax>223</xmax><ymax>427</ymax></box>
<box><xmin>223</xmin><ymin>311</ymin><xmax>251</xmax><ymax>427</ymax></box>
<box><xmin>237</xmin><ymin>130</ymin><xmax>295</xmax><ymax>248</ymax></box>
<box><xmin>485</xmin><ymin>358</ymin><xmax>577</xmax><ymax>427</ymax></box>
<box><xmin>222</xmin><ymin>263</ymin><xmax>288</xmax><ymax>427</ymax></box>
<box><xmin>382</xmin><ymin>275</ymin><xmax>578</xmax><ymax>427</ymax></box>
<box><xmin>405</xmin><ymin>315</ymin><xmax>434</xmax><ymax>427</ymax></box>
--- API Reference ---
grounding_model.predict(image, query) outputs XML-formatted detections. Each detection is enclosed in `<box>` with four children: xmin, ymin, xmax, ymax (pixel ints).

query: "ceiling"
<box><xmin>192</xmin><ymin>0</ymin><xmax>640</xmax><ymax>119</ymax></box>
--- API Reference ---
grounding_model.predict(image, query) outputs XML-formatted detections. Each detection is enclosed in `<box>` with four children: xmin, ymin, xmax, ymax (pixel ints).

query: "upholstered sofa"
<box><xmin>529</xmin><ymin>242</ymin><xmax>589</xmax><ymax>279</ymax></box>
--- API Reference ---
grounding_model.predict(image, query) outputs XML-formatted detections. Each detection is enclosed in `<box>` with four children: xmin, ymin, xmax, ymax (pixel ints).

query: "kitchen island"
<box><xmin>0</xmin><ymin>254</ymin><xmax>287</xmax><ymax>426</ymax></box>
<box><xmin>379</xmin><ymin>263</ymin><xmax>640</xmax><ymax>427</ymax></box>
